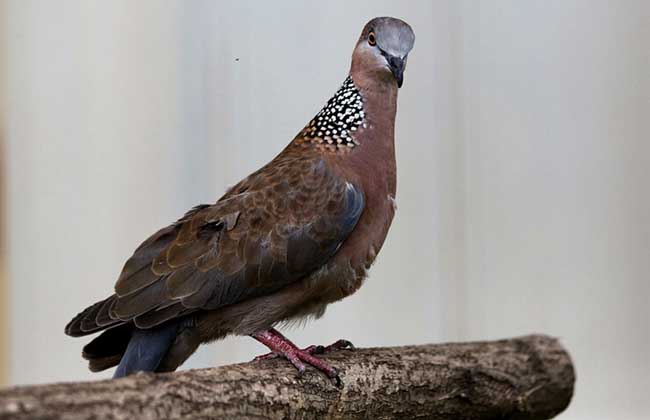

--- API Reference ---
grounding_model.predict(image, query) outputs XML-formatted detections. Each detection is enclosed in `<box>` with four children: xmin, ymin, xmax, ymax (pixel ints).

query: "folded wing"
<box><xmin>65</xmin><ymin>157</ymin><xmax>364</xmax><ymax>336</ymax></box>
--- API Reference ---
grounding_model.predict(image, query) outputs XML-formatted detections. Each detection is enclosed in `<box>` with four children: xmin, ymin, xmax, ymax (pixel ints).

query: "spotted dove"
<box><xmin>65</xmin><ymin>17</ymin><xmax>415</xmax><ymax>385</ymax></box>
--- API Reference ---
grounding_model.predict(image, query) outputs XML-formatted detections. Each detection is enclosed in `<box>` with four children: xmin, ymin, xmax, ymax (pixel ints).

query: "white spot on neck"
<box><xmin>303</xmin><ymin>77</ymin><xmax>365</xmax><ymax>148</ymax></box>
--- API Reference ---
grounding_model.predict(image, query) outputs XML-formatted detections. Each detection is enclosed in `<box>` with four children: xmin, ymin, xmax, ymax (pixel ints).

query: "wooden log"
<box><xmin>0</xmin><ymin>334</ymin><xmax>574</xmax><ymax>420</ymax></box>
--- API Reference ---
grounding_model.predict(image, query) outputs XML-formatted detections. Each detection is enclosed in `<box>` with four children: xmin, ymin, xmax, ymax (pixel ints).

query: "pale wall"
<box><xmin>2</xmin><ymin>1</ymin><xmax>648</xmax><ymax>419</ymax></box>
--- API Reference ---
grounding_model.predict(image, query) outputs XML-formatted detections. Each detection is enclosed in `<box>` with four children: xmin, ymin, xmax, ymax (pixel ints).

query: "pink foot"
<box><xmin>252</xmin><ymin>345</ymin><xmax>322</xmax><ymax>362</ymax></box>
<box><xmin>253</xmin><ymin>340</ymin><xmax>354</xmax><ymax>361</ymax></box>
<box><xmin>251</xmin><ymin>329</ymin><xmax>353</xmax><ymax>387</ymax></box>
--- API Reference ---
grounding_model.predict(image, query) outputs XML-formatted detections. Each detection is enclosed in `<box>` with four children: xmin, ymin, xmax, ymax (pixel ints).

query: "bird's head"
<box><xmin>351</xmin><ymin>17</ymin><xmax>415</xmax><ymax>88</ymax></box>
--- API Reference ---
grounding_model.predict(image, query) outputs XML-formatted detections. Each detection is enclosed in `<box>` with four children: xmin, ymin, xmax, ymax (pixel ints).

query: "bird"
<box><xmin>65</xmin><ymin>16</ymin><xmax>415</xmax><ymax>385</ymax></box>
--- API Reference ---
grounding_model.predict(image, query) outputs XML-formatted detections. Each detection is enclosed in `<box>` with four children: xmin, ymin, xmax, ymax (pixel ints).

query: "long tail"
<box><xmin>67</xmin><ymin>296</ymin><xmax>188</xmax><ymax>377</ymax></box>
<box><xmin>113</xmin><ymin>320</ymin><xmax>180</xmax><ymax>378</ymax></box>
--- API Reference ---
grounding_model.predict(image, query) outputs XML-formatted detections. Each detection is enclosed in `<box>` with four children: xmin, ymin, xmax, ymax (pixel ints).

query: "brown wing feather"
<box><xmin>66</xmin><ymin>151</ymin><xmax>364</xmax><ymax>335</ymax></box>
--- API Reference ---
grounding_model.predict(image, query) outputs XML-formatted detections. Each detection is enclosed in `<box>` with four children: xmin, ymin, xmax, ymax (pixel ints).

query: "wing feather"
<box><xmin>71</xmin><ymin>154</ymin><xmax>365</xmax><ymax>334</ymax></box>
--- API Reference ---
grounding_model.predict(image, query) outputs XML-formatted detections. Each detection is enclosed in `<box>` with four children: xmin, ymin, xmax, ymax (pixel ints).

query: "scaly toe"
<box><xmin>295</xmin><ymin>364</ymin><xmax>307</xmax><ymax>378</ymax></box>
<box><xmin>306</xmin><ymin>345</ymin><xmax>326</xmax><ymax>355</ymax></box>
<box><xmin>321</xmin><ymin>339</ymin><xmax>355</xmax><ymax>353</ymax></box>
<box><xmin>253</xmin><ymin>352</ymin><xmax>279</xmax><ymax>362</ymax></box>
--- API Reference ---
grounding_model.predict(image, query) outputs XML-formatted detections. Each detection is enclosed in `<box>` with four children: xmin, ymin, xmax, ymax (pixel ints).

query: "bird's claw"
<box><xmin>253</xmin><ymin>339</ymin><xmax>351</xmax><ymax>362</ymax></box>
<box><xmin>331</xmin><ymin>373</ymin><xmax>343</xmax><ymax>388</ymax></box>
<box><xmin>251</xmin><ymin>330</ymin><xmax>352</xmax><ymax>387</ymax></box>
<box><xmin>325</xmin><ymin>367</ymin><xmax>343</xmax><ymax>388</ymax></box>
<box><xmin>254</xmin><ymin>345</ymin><xmax>344</xmax><ymax>387</ymax></box>
<box><xmin>327</xmin><ymin>339</ymin><xmax>355</xmax><ymax>352</ymax></box>
<box><xmin>294</xmin><ymin>364</ymin><xmax>307</xmax><ymax>379</ymax></box>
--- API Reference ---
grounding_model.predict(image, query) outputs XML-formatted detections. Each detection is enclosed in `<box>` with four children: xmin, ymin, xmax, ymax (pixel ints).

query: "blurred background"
<box><xmin>1</xmin><ymin>1</ymin><xmax>648</xmax><ymax>419</ymax></box>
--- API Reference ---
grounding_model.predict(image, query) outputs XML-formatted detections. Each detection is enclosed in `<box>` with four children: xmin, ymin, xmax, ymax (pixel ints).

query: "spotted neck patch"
<box><xmin>301</xmin><ymin>76</ymin><xmax>365</xmax><ymax>148</ymax></box>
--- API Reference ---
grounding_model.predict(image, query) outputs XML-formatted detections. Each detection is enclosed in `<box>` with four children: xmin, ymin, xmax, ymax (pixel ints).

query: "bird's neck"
<box><xmin>290</xmin><ymin>74</ymin><xmax>399</xmax><ymax>200</ymax></box>
<box><xmin>298</xmin><ymin>77</ymin><xmax>365</xmax><ymax>149</ymax></box>
<box><xmin>295</xmin><ymin>74</ymin><xmax>398</xmax><ymax>152</ymax></box>
<box><xmin>343</xmin><ymin>73</ymin><xmax>398</xmax><ymax>195</ymax></box>
<box><xmin>350</xmin><ymin>71</ymin><xmax>399</xmax><ymax>148</ymax></box>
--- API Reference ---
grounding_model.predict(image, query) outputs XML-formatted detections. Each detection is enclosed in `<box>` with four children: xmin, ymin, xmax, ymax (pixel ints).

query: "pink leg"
<box><xmin>251</xmin><ymin>328</ymin><xmax>349</xmax><ymax>386</ymax></box>
<box><xmin>253</xmin><ymin>329</ymin><xmax>354</xmax><ymax>361</ymax></box>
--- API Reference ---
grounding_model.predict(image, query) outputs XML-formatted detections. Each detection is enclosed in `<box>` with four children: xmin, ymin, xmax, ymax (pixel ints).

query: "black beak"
<box><xmin>387</xmin><ymin>55</ymin><xmax>406</xmax><ymax>88</ymax></box>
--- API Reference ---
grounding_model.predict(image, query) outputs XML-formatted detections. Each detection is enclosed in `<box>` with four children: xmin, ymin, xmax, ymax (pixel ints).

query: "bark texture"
<box><xmin>0</xmin><ymin>335</ymin><xmax>574</xmax><ymax>420</ymax></box>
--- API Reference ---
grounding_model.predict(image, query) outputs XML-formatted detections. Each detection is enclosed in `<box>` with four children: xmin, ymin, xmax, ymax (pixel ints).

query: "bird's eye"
<box><xmin>368</xmin><ymin>32</ymin><xmax>377</xmax><ymax>46</ymax></box>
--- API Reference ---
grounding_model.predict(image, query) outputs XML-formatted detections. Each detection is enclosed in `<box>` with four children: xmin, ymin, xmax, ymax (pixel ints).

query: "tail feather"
<box><xmin>82</xmin><ymin>324</ymin><xmax>133</xmax><ymax>372</ymax></box>
<box><xmin>95</xmin><ymin>295</ymin><xmax>120</xmax><ymax>327</ymax></box>
<box><xmin>65</xmin><ymin>295</ymin><xmax>121</xmax><ymax>337</ymax></box>
<box><xmin>67</xmin><ymin>297</ymin><xmax>182</xmax><ymax>377</ymax></box>
<box><xmin>113</xmin><ymin>320</ymin><xmax>179</xmax><ymax>378</ymax></box>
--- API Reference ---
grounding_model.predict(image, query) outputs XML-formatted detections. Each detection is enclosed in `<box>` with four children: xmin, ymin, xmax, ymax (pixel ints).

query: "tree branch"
<box><xmin>0</xmin><ymin>334</ymin><xmax>574</xmax><ymax>420</ymax></box>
